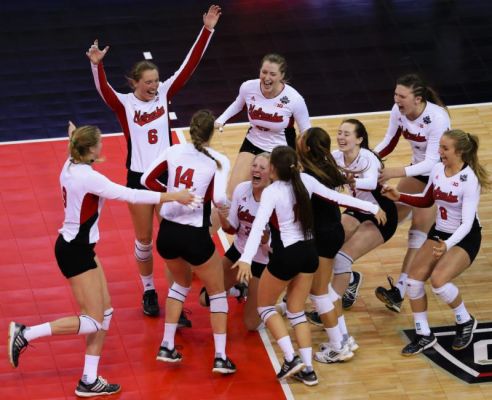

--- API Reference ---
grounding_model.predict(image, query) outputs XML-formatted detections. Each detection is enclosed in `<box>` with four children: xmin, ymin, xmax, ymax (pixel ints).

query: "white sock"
<box><xmin>298</xmin><ymin>347</ymin><xmax>312</xmax><ymax>369</ymax></box>
<box><xmin>277</xmin><ymin>336</ymin><xmax>295</xmax><ymax>362</ymax></box>
<box><xmin>413</xmin><ymin>312</ymin><xmax>431</xmax><ymax>336</ymax></box>
<box><xmin>396</xmin><ymin>273</ymin><xmax>408</xmax><ymax>297</ymax></box>
<box><xmin>453</xmin><ymin>302</ymin><xmax>471</xmax><ymax>324</ymax></box>
<box><xmin>23</xmin><ymin>323</ymin><xmax>52</xmax><ymax>342</ymax></box>
<box><xmin>140</xmin><ymin>274</ymin><xmax>155</xmax><ymax>292</ymax></box>
<box><xmin>161</xmin><ymin>323</ymin><xmax>178</xmax><ymax>349</ymax></box>
<box><xmin>338</xmin><ymin>315</ymin><xmax>348</xmax><ymax>337</ymax></box>
<box><xmin>325</xmin><ymin>326</ymin><xmax>344</xmax><ymax>349</ymax></box>
<box><xmin>82</xmin><ymin>354</ymin><xmax>100</xmax><ymax>384</ymax></box>
<box><xmin>213</xmin><ymin>333</ymin><xmax>227</xmax><ymax>360</ymax></box>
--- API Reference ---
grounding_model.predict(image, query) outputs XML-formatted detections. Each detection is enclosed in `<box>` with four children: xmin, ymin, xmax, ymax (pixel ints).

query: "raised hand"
<box><xmin>86</xmin><ymin>39</ymin><xmax>110</xmax><ymax>65</ymax></box>
<box><xmin>203</xmin><ymin>5</ymin><xmax>222</xmax><ymax>30</ymax></box>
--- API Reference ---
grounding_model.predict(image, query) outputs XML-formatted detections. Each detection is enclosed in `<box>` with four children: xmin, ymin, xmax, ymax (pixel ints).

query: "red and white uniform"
<box><xmin>225</xmin><ymin>181</ymin><xmax>269</xmax><ymax>265</ymax></box>
<box><xmin>59</xmin><ymin>159</ymin><xmax>161</xmax><ymax>244</ymax></box>
<box><xmin>91</xmin><ymin>27</ymin><xmax>214</xmax><ymax>172</ymax></box>
<box><xmin>375</xmin><ymin>102</ymin><xmax>450</xmax><ymax>177</ymax></box>
<box><xmin>216</xmin><ymin>79</ymin><xmax>311</xmax><ymax>152</ymax></box>
<box><xmin>332</xmin><ymin>148</ymin><xmax>382</xmax><ymax>210</ymax></box>
<box><xmin>141</xmin><ymin>143</ymin><xmax>230</xmax><ymax>227</ymax></box>
<box><xmin>239</xmin><ymin>173</ymin><xmax>379</xmax><ymax>264</ymax></box>
<box><xmin>398</xmin><ymin>163</ymin><xmax>480</xmax><ymax>249</ymax></box>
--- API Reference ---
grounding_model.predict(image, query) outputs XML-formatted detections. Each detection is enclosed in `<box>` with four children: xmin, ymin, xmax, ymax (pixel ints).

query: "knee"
<box><xmin>407</xmin><ymin>229</ymin><xmax>427</xmax><ymax>249</ymax></box>
<box><xmin>406</xmin><ymin>278</ymin><xmax>425</xmax><ymax>300</ymax></box>
<box><xmin>431</xmin><ymin>282</ymin><xmax>459</xmax><ymax>305</ymax></box>
<box><xmin>135</xmin><ymin>239</ymin><xmax>153</xmax><ymax>262</ymax></box>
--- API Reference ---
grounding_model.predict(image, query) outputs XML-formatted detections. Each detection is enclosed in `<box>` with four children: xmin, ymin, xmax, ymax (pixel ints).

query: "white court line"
<box><xmin>216</xmin><ymin>229</ymin><xmax>295</xmax><ymax>400</ymax></box>
<box><xmin>433</xmin><ymin>342</ymin><xmax>479</xmax><ymax>377</ymax></box>
<box><xmin>434</xmin><ymin>327</ymin><xmax>492</xmax><ymax>337</ymax></box>
<box><xmin>2</xmin><ymin>101</ymin><xmax>491</xmax><ymax>146</ymax></box>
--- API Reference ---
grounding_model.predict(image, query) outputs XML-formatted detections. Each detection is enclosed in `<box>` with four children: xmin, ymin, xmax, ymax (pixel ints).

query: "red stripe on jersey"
<box><xmin>167</xmin><ymin>28</ymin><xmax>212</xmax><ymax>99</ymax></box>
<box><xmin>97</xmin><ymin>63</ymin><xmax>131</xmax><ymax>143</ymax></box>
<box><xmin>269</xmin><ymin>210</ymin><xmax>279</xmax><ymax>230</ymax></box>
<box><xmin>80</xmin><ymin>193</ymin><xmax>99</xmax><ymax>225</ymax></box>
<box><xmin>287</xmin><ymin>115</ymin><xmax>295</xmax><ymax>127</ymax></box>
<box><xmin>205</xmin><ymin>176</ymin><xmax>214</xmax><ymax>203</ymax></box>
<box><xmin>399</xmin><ymin>183</ymin><xmax>435</xmax><ymax>208</ymax></box>
<box><xmin>378</xmin><ymin>126</ymin><xmax>402</xmax><ymax>158</ymax></box>
<box><xmin>144</xmin><ymin>161</ymin><xmax>168</xmax><ymax>192</ymax></box>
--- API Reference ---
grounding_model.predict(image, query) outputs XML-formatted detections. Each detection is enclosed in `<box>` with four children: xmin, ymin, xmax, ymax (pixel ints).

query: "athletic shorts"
<box><xmin>343</xmin><ymin>196</ymin><xmax>398</xmax><ymax>242</ymax></box>
<box><xmin>239</xmin><ymin>137</ymin><xmax>268</xmax><ymax>155</ymax></box>
<box><xmin>413</xmin><ymin>175</ymin><xmax>429</xmax><ymax>184</ymax></box>
<box><xmin>54</xmin><ymin>235</ymin><xmax>97</xmax><ymax>278</ymax></box>
<box><xmin>225</xmin><ymin>243</ymin><xmax>267</xmax><ymax>279</ymax></box>
<box><xmin>127</xmin><ymin>169</ymin><xmax>168</xmax><ymax>190</ymax></box>
<box><xmin>156</xmin><ymin>219</ymin><xmax>215</xmax><ymax>266</ymax></box>
<box><xmin>268</xmin><ymin>239</ymin><xmax>318</xmax><ymax>281</ymax></box>
<box><xmin>428</xmin><ymin>219</ymin><xmax>481</xmax><ymax>263</ymax></box>
<box><xmin>314</xmin><ymin>222</ymin><xmax>345</xmax><ymax>259</ymax></box>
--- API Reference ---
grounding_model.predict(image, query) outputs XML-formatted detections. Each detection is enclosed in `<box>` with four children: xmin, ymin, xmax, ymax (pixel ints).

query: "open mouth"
<box><xmin>262</xmin><ymin>80</ymin><xmax>273</xmax><ymax>90</ymax></box>
<box><xmin>252</xmin><ymin>173</ymin><xmax>262</xmax><ymax>183</ymax></box>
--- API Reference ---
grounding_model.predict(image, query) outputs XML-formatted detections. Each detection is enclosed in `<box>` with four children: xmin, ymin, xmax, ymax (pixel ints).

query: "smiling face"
<box><xmin>259</xmin><ymin>61</ymin><xmax>284</xmax><ymax>98</ymax></box>
<box><xmin>337</xmin><ymin>122</ymin><xmax>362</xmax><ymax>153</ymax></box>
<box><xmin>394</xmin><ymin>84</ymin><xmax>423</xmax><ymax>118</ymax></box>
<box><xmin>133</xmin><ymin>68</ymin><xmax>159</xmax><ymax>102</ymax></box>
<box><xmin>439</xmin><ymin>134</ymin><xmax>461</xmax><ymax>167</ymax></box>
<box><xmin>251</xmin><ymin>155</ymin><xmax>270</xmax><ymax>189</ymax></box>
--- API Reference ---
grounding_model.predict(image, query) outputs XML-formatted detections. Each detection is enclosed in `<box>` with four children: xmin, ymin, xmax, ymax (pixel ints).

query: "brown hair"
<box><xmin>261</xmin><ymin>53</ymin><xmax>288</xmax><ymax>82</ymax></box>
<box><xmin>69</xmin><ymin>126</ymin><xmax>101</xmax><ymax>164</ymax></box>
<box><xmin>297</xmin><ymin>127</ymin><xmax>346</xmax><ymax>189</ymax></box>
<box><xmin>189</xmin><ymin>109</ymin><xmax>222</xmax><ymax>169</ymax></box>
<box><xmin>270</xmin><ymin>146</ymin><xmax>313</xmax><ymax>238</ymax></box>
<box><xmin>396</xmin><ymin>74</ymin><xmax>447</xmax><ymax>110</ymax></box>
<box><xmin>126</xmin><ymin>60</ymin><xmax>159</xmax><ymax>89</ymax></box>
<box><xmin>342</xmin><ymin>119</ymin><xmax>384</xmax><ymax>168</ymax></box>
<box><xmin>443</xmin><ymin>129</ymin><xmax>491</xmax><ymax>191</ymax></box>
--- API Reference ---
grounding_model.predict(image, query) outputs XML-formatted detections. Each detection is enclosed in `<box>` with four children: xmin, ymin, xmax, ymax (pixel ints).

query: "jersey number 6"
<box><xmin>148</xmin><ymin>129</ymin><xmax>158</xmax><ymax>144</ymax></box>
<box><xmin>174</xmin><ymin>166</ymin><xmax>195</xmax><ymax>188</ymax></box>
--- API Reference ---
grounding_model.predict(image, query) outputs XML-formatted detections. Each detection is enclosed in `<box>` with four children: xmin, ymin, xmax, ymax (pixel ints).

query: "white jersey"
<box><xmin>239</xmin><ymin>173</ymin><xmax>379</xmax><ymax>264</ymax></box>
<box><xmin>332</xmin><ymin>148</ymin><xmax>382</xmax><ymax>211</ymax></box>
<box><xmin>141</xmin><ymin>143</ymin><xmax>230</xmax><ymax>228</ymax></box>
<box><xmin>59</xmin><ymin>159</ymin><xmax>161</xmax><ymax>244</ymax></box>
<box><xmin>91</xmin><ymin>27</ymin><xmax>214</xmax><ymax>173</ymax></box>
<box><xmin>374</xmin><ymin>102</ymin><xmax>450</xmax><ymax>177</ymax></box>
<box><xmin>399</xmin><ymin>163</ymin><xmax>480</xmax><ymax>249</ymax></box>
<box><xmin>216</xmin><ymin>79</ymin><xmax>311</xmax><ymax>152</ymax></box>
<box><xmin>226</xmin><ymin>181</ymin><xmax>269</xmax><ymax>264</ymax></box>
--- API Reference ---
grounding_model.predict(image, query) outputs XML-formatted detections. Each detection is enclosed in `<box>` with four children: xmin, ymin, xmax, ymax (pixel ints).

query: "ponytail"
<box><xmin>189</xmin><ymin>110</ymin><xmax>222</xmax><ymax>169</ymax></box>
<box><xmin>69</xmin><ymin>126</ymin><xmax>101</xmax><ymax>164</ymax></box>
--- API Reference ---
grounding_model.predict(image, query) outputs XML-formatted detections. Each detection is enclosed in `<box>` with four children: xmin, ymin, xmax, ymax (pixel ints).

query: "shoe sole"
<box><xmin>7</xmin><ymin>321</ymin><xmax>17</xmax><ymax>368</ymax></box>
<box><xmin>375</xmin><ymin>291</ymin><xmax>401</xmax><ymax>313</ymax></box>
<box><xmin>277</xmin><ymin>362</ymin><xmax>305</xmax><ymax>380</ymax></box>
<box><xmin>293</xmin><ymin>374</ymin><xmax>319</xmax><ymax>386</ymax></box>
<box><xmin>452</xmin><ymin>318</ymin><xmax>477</xmax><ymax>351</ymax></box>
<box><xmin>342</xmin><ymin>273</ymin><xmax>364</xmax><ymax>310</ymax></box>
<box><xmin>156</xmin><ymin>355</ymin><xmax>182</xmax><ymax>363</ymax></box>
<box><xmin>314</xmin><ymin>350</ymin><xmax>354</xmax><ymax>364</ymax></box>
<box><xmin>401</xmin><ymin>337</ymin><xmax>437</xmax><ymax>356</ymax></box>
<box><xmin>212</xmin><ymin>367</ymin><xmax>237</xmax><ymax>374</ymax></box>
<box><xmin>75</xmin><ymin>387</ymin><xmax>121</xmax><ymax>397</ymax></box>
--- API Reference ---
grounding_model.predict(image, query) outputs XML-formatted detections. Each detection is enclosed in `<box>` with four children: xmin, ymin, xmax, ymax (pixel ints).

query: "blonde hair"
<box><xmin>69</xmin><ymin>125</ymin><xmax>101</xmax><ymax>164</ymax></box>
<box><xmin>189</xmin><ymin>110</ymin><xmax>222</xmax><ymax>169</ymax></box>
<box><xmin>444</xmin><ymin>129</ymin><xmax>491</xmax><ymax>191</ymax></box>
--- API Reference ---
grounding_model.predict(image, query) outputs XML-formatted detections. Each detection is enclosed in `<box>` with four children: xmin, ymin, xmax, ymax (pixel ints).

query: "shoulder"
<box><xmin>424</xmin><ymin>102</ymin><xmax>450</xmax><ymax>126</ymax></box>
<box><xmin>331</xmin><ymin>150</ymin><xmax>343</xmax><ymax>163</ymax></box>
<box><xmin>233</xmin><ymin>181</ymin><xmax>253</xmax><ymax>198</ymax></box>
<box><xmin>240</xmin><ymin>80</ymin><xmax>259</xmax><ymax>92</ymax></box>
<box><xmin>461</xmin><ymin>165</ymin><xmax>479</xmax><ymax>187</ymax></box>
<box><xmin>207</xmin><ymin>147</ymin><xmax>230</xmax><ymax>168</ymax></box>
<box><xmin>284</xmin><ymin>84</ymin><xmax>305</xmax><ymax>102</ymax></box>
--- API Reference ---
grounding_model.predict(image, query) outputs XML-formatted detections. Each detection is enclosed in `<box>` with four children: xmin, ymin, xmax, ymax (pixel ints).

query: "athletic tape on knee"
<box><xmin>168</xmin><ymin>283</ymin><xmax>191</xmax><ymax>303</ymax></box>
<box><xmin>209</xmin><ymin>291</ymin><xmax>228</xmax><ymax>314</ymax></box>
<box><xmin>408</xmin><ymin>229</ymin><xmax>427</xmax><ymax>249</ymax></box>
<box><xmin>286</xmin><ymin>310</ymin><xmax>307</xmax><ymax>327</ymax></box>
<box><xmin>310</xmin><ymin>293</ymin><xmax>334</xmax><ymax>316</ymax></box>
<box><xmin>101</xmin><ymin>308</ymin><xmax>113</xmax><ymax>331</ymax></box>
<box><xmin>258</xmin><ymin>306</ymin><xmax>277</xmax><ymax>323</ymax></box>
<box><xmin>78</xmin><ymin>315</ymin><xmax>102</xmax><ymax>335</ymax></box>
<box><xmin>135</xmin><ymin>239</ymin><xmax>153</xmax><ymax>262</ymax></box>
<box><xmin>432</xmin><ymin>283</ymin><xmax>459</xmax><ymax>304</ymax></box>
<box><xmin>333</xmin><ymin>251</ymin><xmax>353</xmax><ymax>275</ymax></box>
<box><xmin>327</xmin><ymin>283</ymin><xmax>341</xmax><ymax>303</ymax></box>
<box><xmin>406</xmin><ymin>278</ymin><xmax>425</xmax><ymax>300</ymax></box>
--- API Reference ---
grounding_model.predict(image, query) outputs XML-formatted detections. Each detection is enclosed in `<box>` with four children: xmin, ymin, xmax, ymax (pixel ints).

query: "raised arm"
<box><xmin>215</xmin><ymin>82</ymin><xmax>247</xmax><ymax>127</ymax></box>
<box><xmin>374</xmin><ymin>105</ymin><xmax>402</xmax><ymax>158</ymax></box>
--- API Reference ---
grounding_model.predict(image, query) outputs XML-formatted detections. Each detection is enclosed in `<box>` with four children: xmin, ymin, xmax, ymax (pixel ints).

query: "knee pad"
<box><xmin>168</xmin><ymin>282</ymin><xmax>191</xmax><ymax>303</ymax></box>
<box><xmin>286</xmin><ymin>310</ymin><xmax>307</xmax><ymax>327</ymax></box>
<box><xmin>432</xmin><ymin>283</ymin><xmax>459</xmax><ymax>304</ymax></box>
<box><xmin>101</xmin><ymin>308</ymin><xmax>113</xmax><ymax>331</ymax></box>
<box><xmin>333</xmin><ymin>251</ymin><xmax>353</xmax><ymax>275</ymax></box>
<box><xmin>258</xmin><ymin>306</ymin><xmax>277</xmax><ymax>323</ymax></box>
<box><xmin>327</xmin><ymin>283</ymin><xmax>341</xmax><ymax>303</ymax></box>
<box><xmin>406</xmin><ymin>278</ymin><xmax>425</xmax><ymax>300</ymax></box>
<box><xmin>135</xmin><ymin>239</ymin><xmax>153</xmax><ymax>262</ymax></box>
<box><xmin>310</xmin><ymin>294</ymin><xmax>334</xmax><ymax>316</ymax></box>
<box><xmin>78</xmin><ymin>315</ymin><xmax>102</xmax><ymax>335</ymax></box>
<box><xmin>408</xmin><ymin>230</ymin><xmax>427</xmax><ymax>249</ymax></box>
<box><xmin>209</xmin><ymin>292</ymin><xmax>228</xmax><ymax>314</ymax></box>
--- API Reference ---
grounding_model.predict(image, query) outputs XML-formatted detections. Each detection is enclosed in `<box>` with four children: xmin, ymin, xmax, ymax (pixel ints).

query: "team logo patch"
<box><xmin>280</xmin><ymin>96</ymin><xmax>290</xmax><ymax>104</ymax></box>
<box><xmin>423</xmin><ymin>115</ymin><xmax>432</xmax><ymax>124</ymax></box>
<box><xmin>460</xmin><ymin>174</ymin><xmax>468</xmax><ymax>182</ymax></box>
<box><xmin>403</xmin><ymin>321</ymin><xmax>492</xmax><ymax>383</ymax></box>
